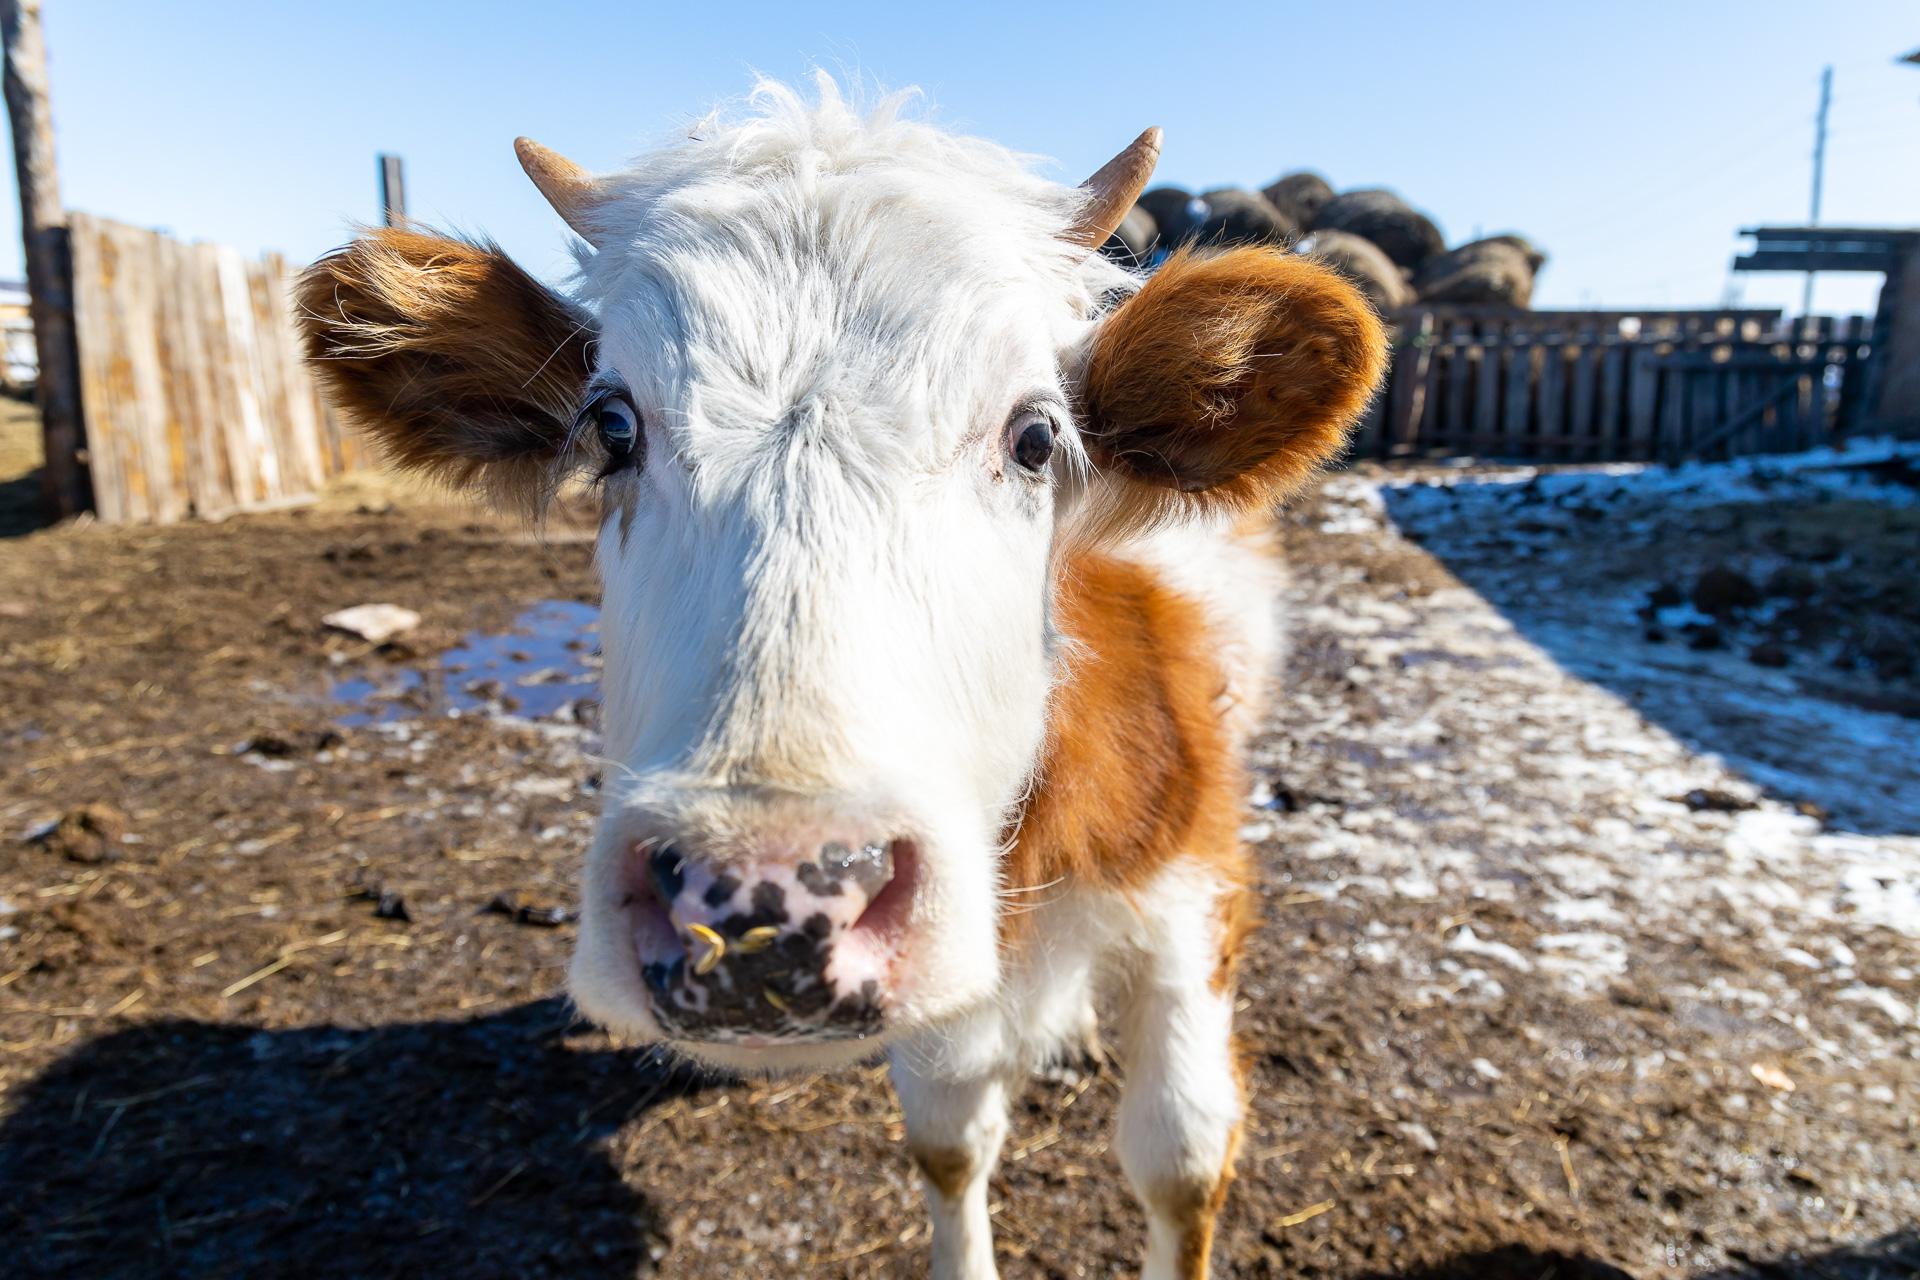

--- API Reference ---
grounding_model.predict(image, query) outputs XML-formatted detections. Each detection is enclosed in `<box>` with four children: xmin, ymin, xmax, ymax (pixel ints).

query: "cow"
<box><xmin>297</xmin><ymin>79</ymin><xmax>1385</xmax><ymax>1280</ymax></box>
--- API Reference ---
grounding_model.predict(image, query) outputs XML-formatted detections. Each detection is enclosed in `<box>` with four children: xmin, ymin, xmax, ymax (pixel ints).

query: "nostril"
<box><xmin>850</xmin><ymin>838</ymin><xmax>916</xmax><ymax>940</ymax></box>
<box><xmin>816</xmin><ymin>840</ymin><xmax>894</xmax><ymax>900</ymax></box>
<box><xmin>646</xmin><ymin>843</ymin><xmax>687</xmax><ymax>904</ymax></box>
<box><xmin>624</xmin><ymin>871</ymin><xmax>677</xmax><ymax>959</ymax></box>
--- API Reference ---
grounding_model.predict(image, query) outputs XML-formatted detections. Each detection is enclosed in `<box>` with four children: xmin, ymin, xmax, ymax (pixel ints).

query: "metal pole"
<box><xmin>1803</xmin><ymin>65</ymin><xmax>1832</xmax><ymax>318</ymax></box>
<box><xmin>378</xmin><ymin>153</ymin><xmax>406</xmax><ymax>227</ymax></box>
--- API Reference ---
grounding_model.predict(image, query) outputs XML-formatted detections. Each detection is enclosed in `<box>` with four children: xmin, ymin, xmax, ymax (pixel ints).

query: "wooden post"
<box><xmin>378</xmin><ymin>153</ymin><xmax>406</xmax><ymax>226</ymax></box>
<box><xmin>1387</xmin><ymin>311</ymin><xmax>1434</xmax><ymax>455</ymax></box>
<box><xmin>1</xmin><ymin>0</ymin><xmax>87</xmax><ymax>517</ymax></box>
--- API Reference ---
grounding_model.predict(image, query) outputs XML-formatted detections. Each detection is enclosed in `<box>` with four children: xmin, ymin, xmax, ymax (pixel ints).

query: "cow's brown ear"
<box><xmin>1077</xmin><ymin>246</ymin><xmax>1386</xmax><ymax>530</ymax></box>
<box><xmin>296</xmin><ymin>227</ymin><xmax>595</xmax><ymax>509</ymax></box>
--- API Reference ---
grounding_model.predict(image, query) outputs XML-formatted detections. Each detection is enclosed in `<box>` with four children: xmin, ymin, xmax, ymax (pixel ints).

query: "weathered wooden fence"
<box><xmin>1351</xmin><ymin>306</ymin><xmax>1876</xmax><ymax>463</ymax></box>
<box><xmin>67</xmin><ymin>213</ymin><xmax>362</xmax><ymax>524</ymax></box>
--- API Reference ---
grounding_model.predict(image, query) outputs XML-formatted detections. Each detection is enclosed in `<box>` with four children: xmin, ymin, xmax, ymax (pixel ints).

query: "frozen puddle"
<box><xmin>331</xmin><ymin>600</ymin><xmax>600</xmax><ymax>726</ymax></box>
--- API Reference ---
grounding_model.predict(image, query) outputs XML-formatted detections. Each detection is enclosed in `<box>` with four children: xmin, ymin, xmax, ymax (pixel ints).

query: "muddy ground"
<box><xmin>1</xmin><ymin>413</ymin><xmax>1915</xmax><ymax>1279</ymax></box>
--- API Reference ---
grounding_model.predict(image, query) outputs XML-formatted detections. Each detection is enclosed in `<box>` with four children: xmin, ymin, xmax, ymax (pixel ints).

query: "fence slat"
<box><xmin>163</xmin><ymin>234</ymin><xmax>234</xmax><ymax>517</ymax></box>
<box><xmin>1687</xmin><ymin>362</ymin><xmax>1720</xmax><ymax>460</ymax></box>
<box><xmin>67</xmin><ymin>214</ymin><xmax>130</xmax><ymax>522</ymax></box>
<box><xmin>134</xmin><ymin>225</ymin><xmax>188</xmax><ymax>523</ymax></box>
<box><xmin>1568</xmin><ymin>331</ymin><xmax>1598</xmax><ymax>459</ymax></box>
<box><xmin>1473</xmin><ymin>336</ymin><xmax>1501</xmax><ymax>448</ymax></box>
<box><xmin>1442</xmin><ymin>324</ymin><xmax>1471</xmax><ymax>455</ymax></box>
<box><xmin>1387</xmin><ymin>314</ymin><xmax>1434</xmax><ymax>455</ymax></box>
<box><xmin>1656</xmin><ymin>359</ymin><xmax>1686</xmax><ymax>461</ymax></box>
<box><xmin>1626</xmin><ymin>346</ymin><xmax>1661</xmax><ymax>461</ymax></box>
<box><xmin>1536</xmin><ymin>338</ymin><xmax>1564</xmax><ymax>459</ymax></box>
<box><xmin>1418</xmin><ymin>326</ymin><xmax>1444</xmax><ymax>452</ymax></box>
<box><xmin>263</xmin><ymin>254</ymin><xmax>332</xmax><ymax>487</ymax></box>
<box><xmin>1502</xmin><ymin>336</ymin><xmax>1534</xmax><ymax>455</ymax></box>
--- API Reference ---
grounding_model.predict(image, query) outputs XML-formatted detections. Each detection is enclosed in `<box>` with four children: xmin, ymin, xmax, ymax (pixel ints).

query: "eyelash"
<box><xmin>578</xmin><ymin>387</ymin><xmax>643</xmax><ymax>479</ymax></box>
<box><xmin>1005</xmin><ymin>402</ymin><xmax>1062</xmax><ymax>476</ymax></box>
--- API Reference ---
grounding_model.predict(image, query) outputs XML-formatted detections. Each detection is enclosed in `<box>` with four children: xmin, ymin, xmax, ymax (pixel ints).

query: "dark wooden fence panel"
<box><xmin>1355</xmin><ymin>306</ymin><xmax>1874</xmax><ymax>463</ymax></box>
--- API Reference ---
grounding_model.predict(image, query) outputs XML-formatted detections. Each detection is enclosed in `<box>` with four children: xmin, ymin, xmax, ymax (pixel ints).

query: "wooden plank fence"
<box><xmin>1350</xmin><ymin>305</ymin><xmax>1876</xmax><ymax>464</ymax></box>
<box><xmin>67</xmin><ymin>212</ymin><xmax>362</xmax><ymax>524</ymax></box>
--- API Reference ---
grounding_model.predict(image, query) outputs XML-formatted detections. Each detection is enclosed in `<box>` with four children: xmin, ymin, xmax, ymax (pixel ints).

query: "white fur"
<box><xmin>553</xmin><ymin>79</ymin><xmax>1260</xmax><ymax>1276</ymax></box>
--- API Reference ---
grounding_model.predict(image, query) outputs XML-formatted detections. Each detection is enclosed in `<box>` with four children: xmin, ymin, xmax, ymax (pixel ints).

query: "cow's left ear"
<box><xmin>296</xmin><ymin>227</ymin><xmax>596</xmax><ymax>510</ymax></box>
<box><xmin>1077</xmin><ymin>245</ymin><xmax>1387</xmax><ymax>524</ymax></box>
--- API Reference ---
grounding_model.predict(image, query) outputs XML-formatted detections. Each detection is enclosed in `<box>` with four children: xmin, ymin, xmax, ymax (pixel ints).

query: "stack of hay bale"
<box><xmin>1104</xmin><ymin>171</ymin><xmax>1545</xmax><ymax>315</ymax></box>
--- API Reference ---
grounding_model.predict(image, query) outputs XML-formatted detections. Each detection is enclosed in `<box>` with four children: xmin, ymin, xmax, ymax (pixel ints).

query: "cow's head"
<box><xmin>299</xmin><ymin>83</ymin><xmax>1384</xmax><ymax>1074</ymax></box>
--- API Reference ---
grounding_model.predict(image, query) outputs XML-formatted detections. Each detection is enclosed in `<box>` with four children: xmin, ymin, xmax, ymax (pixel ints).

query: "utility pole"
<box><xmin>1</xmin><ymin>0</ymin><xmax>86</xmax><ymax>517</ymax></box>
<box><xmin>1803</xmin><ymin>65</ymin><xmax>1832</xmax><ymax>318</ymax></box>
<box><xmin>378</xmin><ymin>153</ymin><xmax>406</xmax><ymax>227</ymax></box>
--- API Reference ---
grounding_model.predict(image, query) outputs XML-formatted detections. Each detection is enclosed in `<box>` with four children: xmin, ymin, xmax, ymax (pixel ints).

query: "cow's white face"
<box><xmin>296</xmin><ymin>81</ymin><xmax>1385</xmax><ymax>1076</ymax></box>
<box><xmin>564</xmin><ymin>106</ymin><xmax>1112</xmax><ymax>1070</ymax></box>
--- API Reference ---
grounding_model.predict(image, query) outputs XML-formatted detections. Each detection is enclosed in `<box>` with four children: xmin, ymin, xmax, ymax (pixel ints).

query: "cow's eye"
<box><xmin>585</xmin><ymin>391</ymin><xmax>642</xmax><ymax>471</ymax></box>
<box><xmin>1008</xmin><ymin>412</ymin><xmax>1056</xmax><ymax>474</ymax></box>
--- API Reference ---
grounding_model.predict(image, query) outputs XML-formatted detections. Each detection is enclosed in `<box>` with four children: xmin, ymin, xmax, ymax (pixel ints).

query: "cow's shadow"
<box><xmin>0</xmin><ymin>997</ymin><xmax>703</xmax><ymax>1280</ymax></box>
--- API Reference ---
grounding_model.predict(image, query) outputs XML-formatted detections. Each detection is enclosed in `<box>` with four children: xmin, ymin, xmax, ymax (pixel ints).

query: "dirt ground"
<box><xmin>1</xmin><ymin>412</ymin><xmax>1915</xmax><ymax>1279</ymax></box>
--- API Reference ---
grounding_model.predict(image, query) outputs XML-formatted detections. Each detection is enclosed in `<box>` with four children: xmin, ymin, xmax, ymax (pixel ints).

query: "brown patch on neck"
<box><xmin>1002</xmin><ymin>551</ymin><xmax>1249</xmax><ymax>920</ymax></box>
<box><xmin>909</xmin><ymin>1146</ymin><xmax>979</xmax><ymax>1202</ymax></box>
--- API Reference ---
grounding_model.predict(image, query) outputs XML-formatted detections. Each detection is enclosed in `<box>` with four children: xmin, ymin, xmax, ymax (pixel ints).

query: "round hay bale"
<box><xmin>1310</xmin><ymin>188</ymin><xmax>1445</xmax><ymax>269</ymax></box>
<box><xmin>1137</xmin><ymin>185</ymin><xmax>1205</xmax><ymax>247</ymax></box>
<box><xmin>1101</xmin><ymin>204</ymin><xmax>1157</xmax><ymax>263</ymax></box>
<box><xmin>1196</xmin><ymin>187</ymin><xmax>1298</xmax><ymax>248</ymax></box>
<box><xmin>1412</xmin><ymin>238</ymin><xmax>1536</xmax><ymax>307</ymax></box>
<box><xmin>1295</xmin><ymin>229</ymin><xmax>1413</xmax><ymax>314</ymax></box>
<box><xmin>1471</xmin><ymin>233</ymin><xmax>1547</xmax><ymax>274</ymax></box>
<box><xmin>1261</xmin><ymin>171</ymin><xmax>1335</xmax><ymax>229</ymax></box>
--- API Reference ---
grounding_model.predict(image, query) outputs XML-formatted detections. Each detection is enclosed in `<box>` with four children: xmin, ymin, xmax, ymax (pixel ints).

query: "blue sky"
<box><xmin>8</xmin><ymin>1</ymin><xmax>1918</xmax><ymax>315</ymax></box>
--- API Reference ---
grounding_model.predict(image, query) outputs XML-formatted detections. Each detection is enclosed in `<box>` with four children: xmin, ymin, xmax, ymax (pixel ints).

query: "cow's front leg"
<box><xmin>890</xmin><ymin>1053</ymin><xmax>1010</xmax><ymax>1280</ymax></box>
<box><xmin>1115</xmin><ymin>874</ymin><xmax>1249</xmax><ymax>1280</ymax></box>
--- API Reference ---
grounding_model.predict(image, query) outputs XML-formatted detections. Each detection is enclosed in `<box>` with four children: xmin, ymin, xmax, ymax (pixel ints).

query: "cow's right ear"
<box><xmin>1072</xmin><ymin>246</ymin><xmax>1386</xmax><ymax>539</ymax></box>
<box><xmin>296</xmin><ymin>227</ymin><xmax>595</xmax><ymax>508</ymax></box>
